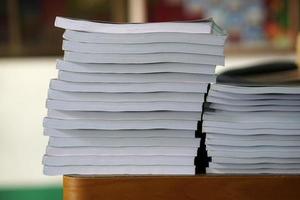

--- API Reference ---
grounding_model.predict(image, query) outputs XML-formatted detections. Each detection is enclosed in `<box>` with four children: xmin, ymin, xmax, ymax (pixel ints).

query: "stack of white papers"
<box><xmin>42</xmin><ymin>17</ymin><xmax>226</xmax><ymax>175</ymax></box>
<box><xmin>203</xmin><ymin>84</ymin><xmax>300</xmax><ymax>174</ymax></box>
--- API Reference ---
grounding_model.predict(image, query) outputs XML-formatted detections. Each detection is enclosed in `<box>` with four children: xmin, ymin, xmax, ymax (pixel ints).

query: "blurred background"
<box><xmin>0</xmin><ymin>0</ymin><xmax>299</xmax><ymax>199</ymax></box>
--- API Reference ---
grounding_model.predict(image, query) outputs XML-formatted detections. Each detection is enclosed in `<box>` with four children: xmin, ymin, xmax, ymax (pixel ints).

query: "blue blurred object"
<box><xmin>185</xmin><ymin>0</ymin><xmax>266</xmax><ymax>43</ymax></box>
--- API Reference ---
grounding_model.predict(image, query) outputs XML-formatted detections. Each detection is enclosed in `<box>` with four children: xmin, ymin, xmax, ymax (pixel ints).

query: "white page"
<box><xmin>44</xmin><ymin>165</ymin><xmax>195</xmax><ymax>175</ymax></box>
<box><xmin>206</xmin><ymin>133</ymin><xmax>300</xmax><ymax>141</ymax></box>
<box><xmin>43</xmin><ymin>117</ymin><xmax>199</xmax><ymax>130</ymax></box>
<box><xmin>50</xmin><ymin>79</ymin><xmax>209</xmax><ymax>93</ymax></box>
<box><xmin>207</xmin><ymin>96</ymin><xmax>300</xmax><ymax>106</ymax></box>
<box><xmin>211</xmin><ymin>84</ymin><xmax>300</xmax><ymax>94</ymax></box>
<box><xmin>58</xmin><ymin>70</ymin><xmax>217</xmax><ymax>83</ymax></box>
<box><xmin>209</xmin><ymin>163</ymin><xmax>300</xmax><ymax>169</ymax></box>
<box><xmin>62</xmin><ymin>40</ymin><xmax>224</xmax><ymax>55</ymax></box>
<box><xmin>206</xmin><ymin>168</ymin><xmax>300</xmax><ymax>174</ymax></box>
<box><xmin>56</xmin><ymin>59</ymin><xmax>216</xmax><ymax>74</ymax></box>
<box><xmin>207</xmin><ymin>145</ymin><xmax>300</xmax><ymax>152</ymax></box>
<box><xmin>203</xmin><ymin>126</ymin><xmax>300</xmax><ymax>136</ymax></box>
<box><xmin>63</xmin><ymin>30</ymin><xmax>226</xmax><ymax>45</ymax></box>
<box><xmin>204</xmin><ymin>110</ymin><xmax>300</xmax><ymax>118</ymax></box>
<box><xmin>55</xmin><ymin>16</ymin><xmax>214</xmax><ymax>34</ymax></box>
<box><xmin>48</xmin><ymin>137</ymin><xmax>200</xmax><ymax>147</ymax></box>
<box><xmin>44</xmin><ymin>129</ymin><xmax>196</xmax><ymax>138</ymax></box>
<box><xmin>211</xmin><ymin>156</ymin><xmax>300</xmax><ymax>164</ymax></box>
<box><xmin>48</xmin><ymin>89</ymin><xmax>205</xmax><ymax>102</ymax></box>
<box><xmin>47</xmin><ymin>110</ymin><xmax>202</xmax><ymax>120</ymax></box>
<box><xmin>64</xmin><ymin>51</ymin><xmax>225</xmax><ymax>65</ymax></box>
<box><xmin>207</xmin><ymin>103</ymin><xmax>300</xmax><ymax>112</ymax></box>
<box><xmin>206</xmin><ymin>138</ymin><xmax>300</xmax><ymax>147</ymax></box>
<box><xmin>203</xmin><ymin>120</ymin><xmax>300</xmax><ymax>129</ymax></box>
<box><xmin>207</xmin><ymin>148</ymin><xmax>300</xmax><ymax>158</ymax></box>
<box><xmin>43</xmin><ymin>155</ymin><xmax>195</xmax><ymax>166</ymax></box>
<box><xmin>208</xmin><ymin>90</ymin><xmax>300</xmax><ymax>100</ymax></box>
<box><xmin>203</xmin><ymin>112</ymin><xmax>300</xmax><ymax>123</ymax></box>
<box><xmin>46</xmin><ymin>99</ymin><xmax>203</xmax><ymax>112</ymax></box>
<box><xmin>46</xmin><ymin>146</ymin><xmax>198</xmax><ymax>156</ymax></box>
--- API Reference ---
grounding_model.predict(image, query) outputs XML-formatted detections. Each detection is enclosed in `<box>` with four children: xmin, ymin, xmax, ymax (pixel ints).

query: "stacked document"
<box><xmin>42</xmin><ymin>17</ymin><xmax>226</xmax><ymax>175</ymax></box>
<box><xmin>203</xmin><ymin>84</ymin><xmax>300</xmax><ymax>174</ymax></box>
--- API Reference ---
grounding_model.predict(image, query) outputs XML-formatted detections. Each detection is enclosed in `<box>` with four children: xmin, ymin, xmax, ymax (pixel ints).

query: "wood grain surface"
<box><xmin>64</xmin><ymin>175</ymin><xmax>300</xmax><ymax>200</ymax></box>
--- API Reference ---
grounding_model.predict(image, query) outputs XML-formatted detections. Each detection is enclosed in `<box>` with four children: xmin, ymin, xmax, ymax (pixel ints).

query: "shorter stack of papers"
<box><xmin>203</xmin><ymin>84</ymin><xmax>300</xmax><ymax>174</ymax></box>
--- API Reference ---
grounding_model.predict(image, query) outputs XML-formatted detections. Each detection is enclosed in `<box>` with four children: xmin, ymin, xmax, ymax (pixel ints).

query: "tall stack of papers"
<box><xmin>42</xmin><ymin>17</ymin><xmax>226</xmax><ymax>175</ymax></box>
<box><xmin>203</xmin><ymin>84</ymin><xmax>300</xmax><ymax>174</ymax></box>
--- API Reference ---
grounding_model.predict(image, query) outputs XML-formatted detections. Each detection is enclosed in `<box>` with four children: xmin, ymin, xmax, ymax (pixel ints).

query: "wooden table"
<box><xmin>63</xmin><ymin>175</ymin><xmax>300</xmax><ymax>200</ymax></box>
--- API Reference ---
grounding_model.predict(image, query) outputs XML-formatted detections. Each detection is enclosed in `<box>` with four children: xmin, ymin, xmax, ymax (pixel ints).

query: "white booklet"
<box><xmin>208</xmin><ymin>163</ymin><xmax>300</xmax><ymax>169</ymax></box>
<box><xmin>208</xmin><ymin>90</ymin><xmax>300</xmax><ymax>100</ymax></box>
<box><xmin>63</xmin><ymin>51</ymin><xmax>224</xmax><ymax>65</ymax></box>
<box><xmin>63</xmin><ymin>30</ymin><xmax>226</xmax><ymax>45</ymax></box>
<box><xmin>206</xmin><ymin>168</ymin><xmax>300</xmax><ymax>174</ymax></box>
<box><xmin>48</xmin><ymin>137</ymin><xmax>200</xmax><ymax>147</ymax></box>
<box><xmin>50</xmin><ymin>79</ymin><xmax>209</xmax><ymax>93</ymax></box>
<box><xmin>47</xmin><ymin>110</ymin><xmax>202</xmax><ymax>120</ymax></box>
<box><xmin>203</xmin><ymin>111</ymin><xmax>300</xmax><ymax>123</ymax></box>
<box><xmin>206</xmin><ymin>133</ymin><xmax>300</xmax><ymax>141</ymax></box>
<box><xmin>207</xmin><ymin>103</ymin><xmax>300</xmax><ymax>112</ymax></box>
<box><xmin>48</xmin><ymin>89</ymin><xmax>205</xmax><ymax>102</ymax></box>
<box><xmin>203</xmin><ymin>126</ymin><xmax>300</xmax><ymax>136</ymax></box>
<box><xmin>211</xmin><ymin>84</ymin><xmax>300</xmax><ymax>94</ymax></box>
<box><xmin>44</xmin><ymin>165</ymin><xmax>195</xmax><ymax>175</ymax></box>
<box><xmin>207</xmin><ymin>149</ymin><xmax>300</xmax><ymax>158</ymax></box>
<box><xmin>206</xmin><ymin>138</ymin><xmax>300</xmax><ymax>147</ymax></box>
<box><xmin>58</xmin><ymin>70</ymin><xmax>217</xmax><ymax>83</ymax></box>
<box><xmin>56</xmin><ymin>59</ymin><xmax>216</xmax><ymax>74</ymax></box>
<box><xmin>44</xmin><ymin>128</ymin><xmax>197</xmax><ymax>138</ymax></box>
<box><xmin>55</xmin><ymin>17</ymin><xmax>222</xmax><ymax>34</ymax></box>
<box><xmin>62</xmin><ymin>40</ymin><xmax>224</xmax><ymax>55</ymax></box>
<box><xmin>211</xmin><ymin>156</ymin><xmax>300</xmax><ymax>164</ymax></box>
<box><xmin>207</xmin><ymin>145</ymin><xmax>300</xmax><ymax>152</ymax></box>
<box><xmin>46</xmin><ymin>99</ymin><xmax>203</xmax><ymax>112</ymax></box>
<box><xmin>43</xmin><ymin>155</ymin><xmax>195</xmax><ymax>166</ymax></box>
<box><xmin>46</xmin><ymin>146</ymin><xmax>198</xmax><ymax>156</ymax></box>
<box><xmin>43</xmin><ymin>117</ymin><xmax>199</xmax><ymax>130</ymax></box>
<box><xmin>206</xmin><ymin>96</ymin><xmax>300</xmax><ymax>106</ymax></box>
<box><xmin>203</xmin><ymin>120</ymin><xmax>300</xmax><ymax>130</ymax></box>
